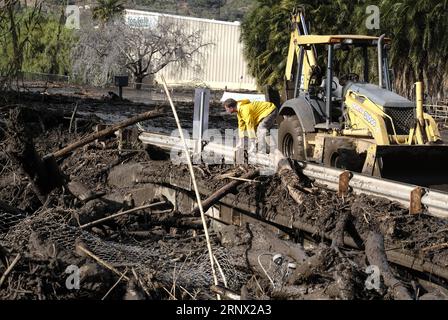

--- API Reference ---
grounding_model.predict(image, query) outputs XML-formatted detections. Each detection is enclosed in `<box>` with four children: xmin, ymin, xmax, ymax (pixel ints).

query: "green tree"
<box><xmin>92</xmin><ymin>0</ymin><xmax>125</xmax><ymax>24</ymax></box>
<box><xmin>1</xmin><ymin>2</ymin><xmax>76</xmax><ymax>90</ymax></box>
<box><xmin>0</xmin><ymin>1</ymin><xmax>43</xmax><ymax>89</ymax></box>
<box><xmin>378</xmin><ymin>0</ymin><xmax>448</xmax><ymax>99</ymax></box>
<box><xmin>185</xmin><ymin>0</ymin><xmax>224</xmax><ymax>18</ymax></box>
<box><xmin>22</xmin><ymin>11</ymin><xmax>75</xmax><ymax>76</ymax></box>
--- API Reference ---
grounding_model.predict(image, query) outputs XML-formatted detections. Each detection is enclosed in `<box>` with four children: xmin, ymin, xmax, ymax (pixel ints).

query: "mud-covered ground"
<box><xmin>1</xmin><ymin>90</ymin><xmax>448</xmax><ymax>300</ymax></box>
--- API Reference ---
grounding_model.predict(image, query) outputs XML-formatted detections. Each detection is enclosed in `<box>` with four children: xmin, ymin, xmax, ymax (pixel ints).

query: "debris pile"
<box><xmin>1</xmin><ymin>93</ymin><xmax>448</xmax><ymax>300</ymax></box>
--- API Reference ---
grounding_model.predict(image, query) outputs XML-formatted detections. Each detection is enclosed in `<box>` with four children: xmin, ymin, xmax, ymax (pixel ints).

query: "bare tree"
<box><xmin>71</xmin><ymin>20</ymin><xmax>124</xmax><ymax>87</ymax></box>
<box><xmin>72</xmin><ymin>18</ymin><xmax>210</xmax><ymax>89</ymax></box>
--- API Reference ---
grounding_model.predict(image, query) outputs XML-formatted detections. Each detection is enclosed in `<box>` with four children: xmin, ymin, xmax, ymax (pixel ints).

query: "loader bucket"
<box><xmin>374</xmin><ymin>145</ymin><xmax>448</xmax><ymax>191</ymax></box>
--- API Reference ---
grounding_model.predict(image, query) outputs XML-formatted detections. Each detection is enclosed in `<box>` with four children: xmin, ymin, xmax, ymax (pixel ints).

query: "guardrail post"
<box><xmin>338</xmin><ymin>171</ymin><xmax>352</xmax><ymax>198</ymax></box>
<box><xmin>410</xmin><ymin>187</ymin><xmax>424</xmax><ymax>215</ymax></box>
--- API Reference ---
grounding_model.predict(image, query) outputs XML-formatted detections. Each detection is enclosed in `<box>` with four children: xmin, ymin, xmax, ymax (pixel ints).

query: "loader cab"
<box><xmin>285</xmin><ymin>35</ymin><xmax>392</xmax><ymax>130</ymax></box>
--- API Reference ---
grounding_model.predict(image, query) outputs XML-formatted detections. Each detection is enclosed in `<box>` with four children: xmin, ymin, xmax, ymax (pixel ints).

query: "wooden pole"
<box><xmin>161</xmin><ymin>76</ymin><xmax>220</xmax><ymax>299</ymax></box>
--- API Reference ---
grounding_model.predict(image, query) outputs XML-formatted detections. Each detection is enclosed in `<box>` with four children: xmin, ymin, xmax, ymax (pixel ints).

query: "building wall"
<box><xmin>125</xmin><ymin>9</ymin><xmax>257</xmax><ymax>91</ymax></box>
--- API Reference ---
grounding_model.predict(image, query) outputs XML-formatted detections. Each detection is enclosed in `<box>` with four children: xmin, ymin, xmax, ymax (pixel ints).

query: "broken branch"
<box><xmin>190</xmin><ymin>170</ymin><xmax>259</xmax><ymax>216</ymax></box>
<box><xmin>79</xmin><ymin>201</ymin><xmax>167</xmax><ymax>229</ymax></box>
<box><xmin>273</xmin><ymin>149</ymin><xmax>310</xmax><ymax>205</ymax></box>
<box><xmin>76</xmin><ymin>244</ymin><xmax>130</xmax><ymax>281</ymax></box>
<box><xmin>210</xmin><ymin>285</ymin><xmax>241</xmax><ymax>300</ymax></box>
<box><xmin>0</xmin><ymin>253</ymin><xmax>21</xmax><ymax>287</ymax></box>
<box><xmin>365</xmin><ymin>231</ymin><xmax>413</xmax><ymax>300</ymax></box>
<box><xmin>51</xmin><ymin>108</ymin><xmax>164</xmax><ymax>159</ymax></box>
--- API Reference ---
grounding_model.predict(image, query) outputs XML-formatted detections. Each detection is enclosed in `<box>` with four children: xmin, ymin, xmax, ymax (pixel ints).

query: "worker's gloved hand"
<box><xmin>236</xmin><ymin>137</ymin><xmax>245</xmax><ymax>149</ymax></box>
<box><xmin>234</xmin><ymin>138</ymin><xmax>246</xmax><ymax>164</ymax></box>
<box><xmin>248</xmin><ymin>140</ymin><xmax>257</xmax><ymax>154</ymax></box>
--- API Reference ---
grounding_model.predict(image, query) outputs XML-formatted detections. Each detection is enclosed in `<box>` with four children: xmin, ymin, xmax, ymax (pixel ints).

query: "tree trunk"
<box><xmin>365</xmin><ymin>231</ymin><xmax>413</xmax><ymax>300</ymax></box>
<box><xmin>49</xmin><ymin>7</ymin><xmax>65</xmax><ymax>75</ymax></box>
<box><xmin>51</xmin><ymin>108</ymin><xmax>163</xmax><ymax>159</ymax></box>
<box><xmin>135</xmin><ymin>75</ymin><xmax>144</xmax><ymax>90</ymax></box>
<box><xmin>7</xmin><ymin>3</ymin><xmax>21</xmax><ymax>79</ymax></box>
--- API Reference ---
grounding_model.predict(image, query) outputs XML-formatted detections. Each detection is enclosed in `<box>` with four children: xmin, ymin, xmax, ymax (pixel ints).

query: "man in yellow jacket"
<box><xmin>223</xmin><ymin>98</ymin><xmax>278</xmax><ymax>154</ymax></box>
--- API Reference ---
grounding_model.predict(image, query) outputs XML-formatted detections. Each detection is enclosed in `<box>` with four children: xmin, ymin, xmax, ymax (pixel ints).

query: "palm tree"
<box><xmin>240</xmin><ymin>0</ymin><xmax>360</xmax><ymax>88</ymax></box>
<box><xmin>378</xmin><ymin>0</ymin><xmax>448</xmax><ymax>99</ymax></box>
<box><xmin>92</xmin><ymin>0</ymin><xmax>125</xmax><ymax>24</ymax></box>
<box><xmin>241</xmin><ymin>0</ymin><xmax>448</xmax><ymax>99</ymax></box>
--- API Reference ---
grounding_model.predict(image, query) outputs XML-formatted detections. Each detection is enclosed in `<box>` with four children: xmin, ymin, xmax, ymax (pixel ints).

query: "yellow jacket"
<box><xmin>237</xmin><ymin>100</ymin><xmax>276</xmax><ymax>138</ymax></box>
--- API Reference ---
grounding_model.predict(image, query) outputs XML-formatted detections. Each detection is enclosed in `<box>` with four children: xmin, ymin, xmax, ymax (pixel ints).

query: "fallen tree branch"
<box><xmin>210</xmin><ymin>285</ymin><xmax>241</xmax><ymax>300</ymax></box>
<box><xmin>161</xmin><ymin>77</ymin><xmax>220</xmax><ymax>299</ymax></box>
<box><xmin>51</xmin><ymin>108</ymin><xmax>164</xmax><ymax>159</ymax></box>
<box><xmin>273</xmin><ymin>149</ymin><xmax>311</xmax><ymax>205</ymax></box>
<box><xmin>365</xmin><ymin>231</ymin><xmax>413</xmax><ymax>300</ymax></box>
<box><xmin>102</xmin><ymin>268</ymin><xmax>128</xmax><ymax>300</ymax></box>
<box><xmin>270</xmin><ymin>213</ymin><xmax>448</xmax><ymax>282</ymax></box>
<box><xmin>190</xmin><ymin>170</ymin><xmax>259</xmax><ymax>216</ymax></box>
<box><xmin>331</xmin><ymin>211</ymin><xmax>352</xmax><ymax>249</ymax></box>
<box><xmin>79</xmin><ymin>201</ymin><xmax>167</xmax><ymax>229</ymax></box>
<box><xmin>76</xmin><ymin>244</ymin><xmax>130</xmax><ymax>281</ymax></box>
<box><xmin>0</xmin><ymin>253</ymin><xmax>21</xmax><ymax>287</ymax></box>
<box><xmin>131</xmin><ymin>267</ymin><xmax>152</xmax><ymax>299</ymax></box>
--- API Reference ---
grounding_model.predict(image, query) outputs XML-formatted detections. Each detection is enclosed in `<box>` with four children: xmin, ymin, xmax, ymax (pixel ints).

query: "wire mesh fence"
<box><xmin>18</xmin><ymin>71</ymin><xmax>70</xmax><ymax>84</ymax></box>
<box><xmin>0</xmin><ymin>208</ymin><xmax>247</xmax><ymax>295</ymax></box>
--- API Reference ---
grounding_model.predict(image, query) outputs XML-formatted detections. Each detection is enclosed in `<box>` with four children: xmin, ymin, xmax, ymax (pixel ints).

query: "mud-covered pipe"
<box><xmin>416</xmin><ymin>81</ymin><xmax>425</xmax><ymax>127</ymax></box>
<box><xmin>378</xmin><ymin>34</ymin><xmax>386</xmax><ymax>88</ymax></box>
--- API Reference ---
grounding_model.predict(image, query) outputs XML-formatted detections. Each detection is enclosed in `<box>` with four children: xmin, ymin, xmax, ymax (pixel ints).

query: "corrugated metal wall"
<box><xmin>125</xmin><ymin>10</ymin><xmax>257</xmax><ymax>91</ymax></box>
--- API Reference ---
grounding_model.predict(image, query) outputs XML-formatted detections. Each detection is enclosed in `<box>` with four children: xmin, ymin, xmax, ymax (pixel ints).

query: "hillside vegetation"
<box><xmin>130</xmin><ymin>0</ymin><xmax>256</xmax><ymax>21</ymax></box>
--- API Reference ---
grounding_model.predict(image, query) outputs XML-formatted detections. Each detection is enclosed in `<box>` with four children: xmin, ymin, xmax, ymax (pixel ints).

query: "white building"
<box><xmin>124</xmin><ymin>9</ymin><xmax>257</xmax><ymax>91</ymax></box>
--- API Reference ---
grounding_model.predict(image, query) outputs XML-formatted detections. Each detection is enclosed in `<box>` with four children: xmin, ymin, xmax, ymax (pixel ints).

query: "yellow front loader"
<box><xmin>278</xmin><ymin>10</ymin><xmax>448</xmax><ymax>190</ymax></box>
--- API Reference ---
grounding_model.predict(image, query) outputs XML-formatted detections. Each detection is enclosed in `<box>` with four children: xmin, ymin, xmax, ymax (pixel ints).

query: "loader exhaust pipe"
<box><xmin>416</xmin><ymin>82</ymin><xmax>425</xmax><ymax>127</ymax></box>
<box><xmin>378</xmin><ymin>34</ymin><xmax>386</xmax><ymax>88</ymax></box>
<box><xmin>414</xmin><ymin>81</ymin><xmax>428</xmax><ymax>144</ymax></box>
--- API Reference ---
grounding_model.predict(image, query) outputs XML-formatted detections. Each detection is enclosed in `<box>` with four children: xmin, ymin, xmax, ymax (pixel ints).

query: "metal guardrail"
<box><xmin>139</xmin><ymin>131</ymin><xmax>448</xmax><ymax>219</ymax></box>
<box><xmin>301</xmin><ymin>164</ymin><xmax>448</xmax><ymax>219</ymax></box>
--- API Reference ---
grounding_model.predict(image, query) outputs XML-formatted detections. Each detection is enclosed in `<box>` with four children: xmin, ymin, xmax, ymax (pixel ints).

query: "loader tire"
<box><xmin>279</xmin><ymin>115</ymin><xmax>306</xmax><ymax>161</ymax></box>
